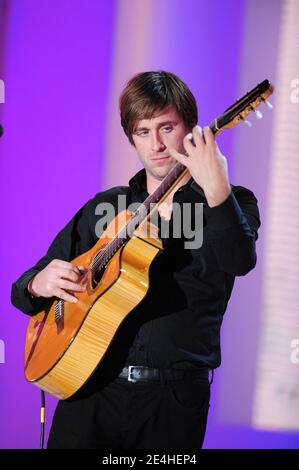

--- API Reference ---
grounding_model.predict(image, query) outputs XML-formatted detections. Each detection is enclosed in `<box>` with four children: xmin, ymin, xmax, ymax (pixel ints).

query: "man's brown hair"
<box><xmin>119</xmin><ymin>71</ymin><xmax>198</xmax><ymax>145</ymax></box>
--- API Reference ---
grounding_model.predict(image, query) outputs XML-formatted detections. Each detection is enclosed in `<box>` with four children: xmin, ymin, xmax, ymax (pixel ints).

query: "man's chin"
<box><xmin>153</xmin><ymin>161</ymin><xmax>176</xmax><ymax>178</ymax></box>
<box><xmin>153</xmin><ymin>169</ymin><xmax>172</xmax><ymax>181</ymax></box>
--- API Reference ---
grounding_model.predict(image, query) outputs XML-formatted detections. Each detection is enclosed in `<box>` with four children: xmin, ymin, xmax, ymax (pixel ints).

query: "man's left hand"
<box><xmin>169</xmin><ymin>125</ymin><xmax>231</xmax><ymax>207</ymax></box>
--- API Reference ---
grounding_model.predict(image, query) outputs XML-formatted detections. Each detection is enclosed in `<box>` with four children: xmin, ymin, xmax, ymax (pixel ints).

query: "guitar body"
<box><xmin>24</xmin><ymin>210</ymin><xmax>163</xmax><ymax>399</ymax></box>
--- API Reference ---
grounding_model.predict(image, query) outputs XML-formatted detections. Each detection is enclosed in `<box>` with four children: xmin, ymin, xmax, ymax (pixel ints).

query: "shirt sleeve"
<box><xmin>204</xmin><ymin>186</ymin><xmax>261</xmax><ymax>276</ymax></box>
<box><xmin>11</xmin><ymin>199</ymin><xmax>97</xmax><ymax>316</ymax></box>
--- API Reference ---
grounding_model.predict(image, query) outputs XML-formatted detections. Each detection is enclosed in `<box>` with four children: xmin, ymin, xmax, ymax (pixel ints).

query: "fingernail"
<box><xmin>197</xmin><ymin>125</ymin><xmax>202</xmax><ymax>133</ymax></box>
<box><xmin>186</xmin><ymin>133</ymin><xmax>193</xmax><ymax>140</ymax></box>
<box><xmin>72</xmin><ymin>298</ymin><xmax>78</xmax><ymax>303</ymax></box>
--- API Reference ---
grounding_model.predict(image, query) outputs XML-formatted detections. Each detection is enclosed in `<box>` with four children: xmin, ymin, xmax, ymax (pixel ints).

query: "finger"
<box><xmin>214</xmin><ymin>140</ymin><xmax>221</xmax><ymax>153</ymax></box>
<box><xmin>53</xmin><ymin>288</ymin><xmax>78</xmax><ymax>303</ymax></box>
<box><xmin>58</xmin><ymin>279</ymin><xmax>86</xmax><ymax>292</ymax></box>
<box><xmin>203</xmin><ymin>126</ymin><xmax>215</xmax><ymax>148</ymax></box>
<box><xmin>183</xmin><ymin>133</ymin><xmax>196</xmax><ymax>154</ymax></box>
<box><xmin>192</xmin><ymin>125</ymin><xmax>205</xmax><ymax>149</ymax></box>
<box><xmin>76</xmin><ymin>265</ymin><xmax>86</xmax><ymax>276</ymax></box>
<box><xmin>51</xmin><ymin>259</ymin><xmax>77</xmax><ymax>270</ymax></box>
<box><xmin>51</xmin><ymin>260</ymin><xmax>82</xmax><ymax>278</ymax></box>
<box><xmin>58</xmin><ymin>268</ymin><xmax>81</xmax><ymax>283</ymax></box>
<box><xmin>168</xmin><ymin>147</ymin><xmax>189</xmax><ymax>167</ymax></box>
<box><xmin>71</xmin><ymin>263</ymin><xmax>85</xmax><ymax>275</ymax></box>
<box><xmin>69</xmin><ymin>266</ymin><xmax>84</xmax><ymax>279</ymax></box>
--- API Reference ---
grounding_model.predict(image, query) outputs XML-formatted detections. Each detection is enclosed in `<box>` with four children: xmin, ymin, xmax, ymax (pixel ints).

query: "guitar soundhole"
<box><xmin>92</xmin><ymin>265</ymin><xmax>106</xmax><ymax>289</ymax></box>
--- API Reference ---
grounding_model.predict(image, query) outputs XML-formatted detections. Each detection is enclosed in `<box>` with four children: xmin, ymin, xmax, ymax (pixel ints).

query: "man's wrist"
<box><xmin>27</xmin><ymin>277</ymin><xmax>40</xmax><ymax>298</ymax></box>
<box><xmin>205</xmin><ymin>185</ymin><xmax>232</xmax><ymax>208</ymax></box>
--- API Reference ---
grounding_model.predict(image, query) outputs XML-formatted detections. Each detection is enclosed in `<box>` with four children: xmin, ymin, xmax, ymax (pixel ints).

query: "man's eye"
<box><xmin>162</xmin><ymin>126</ymin><xmax>173</xmax><ymax>133</ymax></box>
<box><xmin>137</xmin><ymin>131</ymin><xmax>148</xmax><ymax>137</ymax></box>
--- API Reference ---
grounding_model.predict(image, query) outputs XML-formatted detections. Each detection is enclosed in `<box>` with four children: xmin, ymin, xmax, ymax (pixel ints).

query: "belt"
<box><xmin>117</xmin><ymin>365</ymin><xmax>210</xmax><ymax>383</ymax></box>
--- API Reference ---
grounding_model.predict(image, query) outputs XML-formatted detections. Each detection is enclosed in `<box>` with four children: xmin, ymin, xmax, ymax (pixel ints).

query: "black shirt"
<box><xmin>11</xmin><ymin>169</ymin><xmax>260</xmax><ymax>371</ymax></box>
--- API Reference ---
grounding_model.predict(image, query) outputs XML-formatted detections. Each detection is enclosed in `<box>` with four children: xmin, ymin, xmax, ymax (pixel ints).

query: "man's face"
<box><xmin>131</xmin><ymin>106</ymin><xmax>189</xmax><ymax>183</ymax></box>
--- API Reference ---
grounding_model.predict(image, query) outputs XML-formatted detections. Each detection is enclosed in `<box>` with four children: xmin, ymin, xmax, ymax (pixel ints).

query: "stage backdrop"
<box><xmin>1</xmin><ymin>0</ymin><xmax>298</xmax><ymax>449</ymax></box>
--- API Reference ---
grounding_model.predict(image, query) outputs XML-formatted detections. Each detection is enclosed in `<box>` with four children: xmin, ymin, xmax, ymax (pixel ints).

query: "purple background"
<box><xmin>1</xmin><ymin>0</ymin><xmax>298</xmax><ymax>448</ymax></box>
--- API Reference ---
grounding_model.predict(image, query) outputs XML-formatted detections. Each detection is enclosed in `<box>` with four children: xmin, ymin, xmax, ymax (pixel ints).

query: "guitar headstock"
<box><xmin>210</xmin><ymin>79</ymin><xmax>274</xmax><ymax>135</ymax></box>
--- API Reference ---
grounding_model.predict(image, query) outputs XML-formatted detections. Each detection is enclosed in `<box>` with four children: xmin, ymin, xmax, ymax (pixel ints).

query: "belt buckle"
<box><xmin>127</xmin><ymin>365</ymin><xmax>147</xmax><ymax>383</ymax></box>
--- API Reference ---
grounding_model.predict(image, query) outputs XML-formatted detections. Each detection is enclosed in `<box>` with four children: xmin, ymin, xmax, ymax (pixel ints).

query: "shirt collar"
<box><xmin>129</xmin><ymin>167</ymin><xmax>206</xmax><ymax>199</ymax></box>
<box><xmin>129</xmin><ymin>168</ymin><xmax>148</xmax><ymax>196</ymax></box>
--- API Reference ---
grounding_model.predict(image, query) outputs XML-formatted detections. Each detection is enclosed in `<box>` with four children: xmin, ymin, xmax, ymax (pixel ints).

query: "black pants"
<box><xmin>47</xmin><ymin>376</ymin><xmax>210</xmax><ymax>449</ymax></box>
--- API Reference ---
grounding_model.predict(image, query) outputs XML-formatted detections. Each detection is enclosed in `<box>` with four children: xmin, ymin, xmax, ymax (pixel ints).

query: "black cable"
<box><xmin>40</xmin><ymin>390</ymin><xmax>45</xmax><ymax>449</ymax></box>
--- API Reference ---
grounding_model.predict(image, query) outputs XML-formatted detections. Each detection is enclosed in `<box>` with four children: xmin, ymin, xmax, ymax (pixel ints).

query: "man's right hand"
<box><xmin>28</xmin><ymin>259</ymin><xmax>86</xmax><ymax>303</ymax></box>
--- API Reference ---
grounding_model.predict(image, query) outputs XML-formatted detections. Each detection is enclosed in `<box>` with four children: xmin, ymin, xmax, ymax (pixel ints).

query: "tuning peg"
<box><xmin>255</xmin><ymin>110</ymin><xmax>263</xmax><ymax>119</ymax></box>
<box><xmin>244</xmin><ymin>119</ymin><xmax>253</xmax><ymax>128</ymax></box>
<box><xmin>261</xmin><ymin>97</ymin><xmax>273</xmax><ymax>109</ymax></box>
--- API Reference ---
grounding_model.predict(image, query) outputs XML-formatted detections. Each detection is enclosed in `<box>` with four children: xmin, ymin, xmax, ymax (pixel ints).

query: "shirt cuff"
<box><xmin>11</xmin><ymin>271</ymin><xmax>47</xmax><ymax>315</ymax></box>
<box><xmin>204</xmin><ymin>191</ymin><xmax>246</xmax><ymax>231</ymax></box>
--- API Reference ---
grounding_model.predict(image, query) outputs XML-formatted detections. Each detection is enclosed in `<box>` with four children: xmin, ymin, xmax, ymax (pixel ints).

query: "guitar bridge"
<box><xmin>54</xmin><ymin>299</ymin><xmax>64</xmax><ymax>323</ymax></box>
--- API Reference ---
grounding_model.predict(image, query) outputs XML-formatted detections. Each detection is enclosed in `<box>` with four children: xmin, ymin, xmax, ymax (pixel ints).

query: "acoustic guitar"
<box><xmin>24</xmin><ymin>80</ymin><xmax>274</xmax><ymax>399</ymax></box>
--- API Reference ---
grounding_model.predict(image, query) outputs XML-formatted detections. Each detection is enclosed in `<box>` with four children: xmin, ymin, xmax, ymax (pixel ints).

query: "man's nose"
<box><xmin>151</xmin><ymin>132</ymin><xmax>166</xmax><ymax>152</ymax></box>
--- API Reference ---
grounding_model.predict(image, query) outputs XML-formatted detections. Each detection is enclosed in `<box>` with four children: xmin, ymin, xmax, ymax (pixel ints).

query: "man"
<box><xmin>11</xmin><ymin>71</ymin><xmax>260</xmax><ymax>449</ymax></box>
